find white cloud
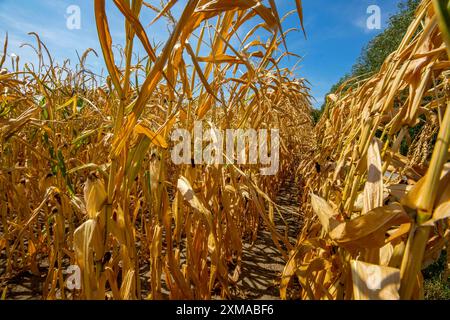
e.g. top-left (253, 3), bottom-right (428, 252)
top-left (352, 15), bottom-right (380, 34)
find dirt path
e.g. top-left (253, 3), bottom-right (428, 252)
top-left (233, 179), bottom-right (301, 300)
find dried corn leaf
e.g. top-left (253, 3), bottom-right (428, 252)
top-left (310, 193), bottom-right (339, 235)
top-left (330, 203), bottom-right (411, 250)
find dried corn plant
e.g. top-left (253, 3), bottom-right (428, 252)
top-left (282, 0), bottom-right (450, 300)
top-left (0, 0), bottom-right (312, 299)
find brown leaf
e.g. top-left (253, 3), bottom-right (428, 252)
top-left (310, 193), bottom-right (339, 236)
top-left (330, 203), bottom-right (411, 250)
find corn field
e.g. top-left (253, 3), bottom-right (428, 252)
top-left (0, 0), bottom-right (449, 300)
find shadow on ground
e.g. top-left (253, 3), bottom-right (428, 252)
top-left (233, 179), bottom-right (302, 300)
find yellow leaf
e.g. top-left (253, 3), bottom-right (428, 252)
top-left (94, 0), bottom-right (123, 96)
top-left (363, 138), bottom-right (384, 213)
top-left (83, 173), bottom-right (107, 219)
top-left (177, 176), bottom-right (212, 226)
top-left (330, 203), bottom-right (410, 250)
top-left (310, 193), bottom-right (339, 236)
top-left (134, 124), bottom-right (169, 149)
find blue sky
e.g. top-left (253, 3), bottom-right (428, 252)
top-left (0, 0), bottom-right (402, 108)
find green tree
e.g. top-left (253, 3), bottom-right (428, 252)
top-left (352, 0), bottom-right (421, 77)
